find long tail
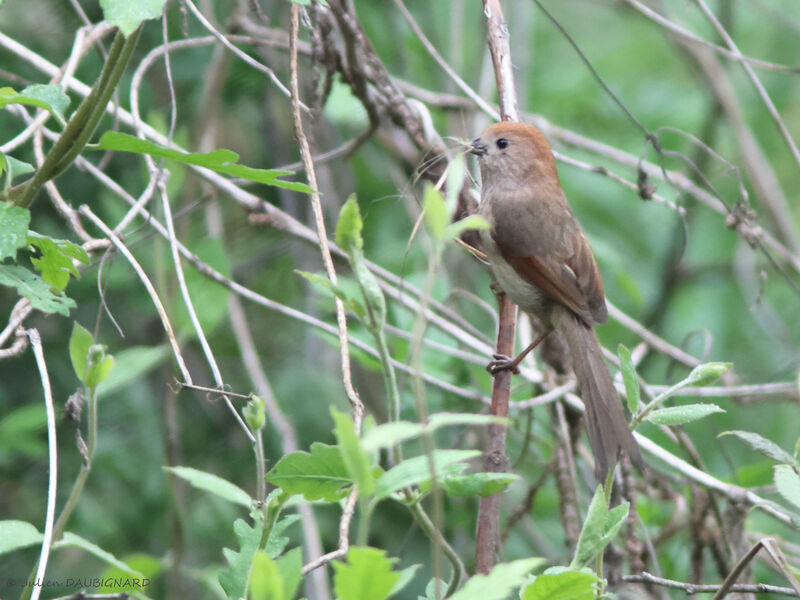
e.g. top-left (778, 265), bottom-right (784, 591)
top-left (556, 307), bottom-right (644, 479)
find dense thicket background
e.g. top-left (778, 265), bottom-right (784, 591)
top-left (1, 0), bottom-right (800, 599)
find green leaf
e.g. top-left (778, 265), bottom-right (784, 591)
top-left (521, 569), bottom-right (599, 600)
top-left (296, 270), bottom-right (365, 320)
top-left (332, 547), bottom-right (401, 600)
top-left (164, 466), bottom-right (252, 507)
top-left (56, 532), bottom-right (144, 577)
top-left (100, 0), bottom-right (166, 37)
top-left (0, 405), bottom-right (47, 458)
top-left (0, 85), bottom-right (70, 126)
top-left (83, 344), bottom-right (114, 389)
top-left (69, 322), bottom-right (94, 384)
top-left (332, 407), bottom-right (374, 499)
top-left (600, 502), bottom-right (629, 547)
top-left (422, 183), bottom-right (447, 239)
top-left (244, 394), bottom-right (266, 431)
top-left (27, 232), bottom-right (88, 290)
top-left (645, 403), bottom-right (724, 426)
top-left (571, 486), bottom-right (607, 568)
top-left (440, 472), bottom-right (519, 497)
top-left (336, 195), bottom-right (364, 252)
top-left (617, 344), bottom-right (640, 414)
top-left (0, 202), bottom-right (30, 260)
top-left (1, 155), bottom-right (35, 193)
top-left (0, 265), bottom-right (76, 315)
top-left (220, 515), bottom-right (264, 600)
top-left (96, 131), bottom-right (313, 193)
top-left (774, 465), bottom-right (800, 512)
top-left (390, 563), bottom-right (421, 597)
top-left (719, 431), bottom-right (796, 465)
top-left (276, 547), bottom-right (303, 600)
top-left (685, 362), bottom-right (732, 386)
top-left (266, 442), bottom-right (352, 502)
top-left (361, 414), bottom-right (507, 453)
top-left (442, 214), bottom-right (491, 240)
top-left (99, 552), bottom-right (161, 593)
top-left (418, 578), bottom-right (448, 600)
top-left (448, 558), bottom-right (546, 600)
top-left (373, 449), bottom-right (481, 500)
top-left (444, 154), bottom-right (466, 218)
top-left (265, 513), bottom-right (299, 559)
top-left (249, 551), bottom-right (284, 600)
top-left (0, 520), bottom-right (42, 555)
top-left (96, 344), bottom-right (168, 397)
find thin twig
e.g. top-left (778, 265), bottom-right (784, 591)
top-left (623, 571), bottom-right (798, 597)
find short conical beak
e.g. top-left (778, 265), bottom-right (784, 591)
top-left (469, 137), bottom-right (488, 156)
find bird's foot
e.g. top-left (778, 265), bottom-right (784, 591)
top-left (486, 353), bottom-right (520, 375)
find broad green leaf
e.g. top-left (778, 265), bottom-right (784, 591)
top-left (57, 532), bottom-right (144, 577)
top-left (0, 520), bottom-right (42, 555)
top-left (100, 0), bottom-right (166, 37)
top-left (331, 407), bottom-right (374, 499)
top-left (617, 344), bottom-right (640, 414)
top-left (336, 195), bottom-right (364, 252)
top-left (164, 466), bottom-right (252, 507)
top-left (276, 547), bottom-right (303, 600)
top-left (521, 569), bottom-right (598, 600)
top-left (96, 344), bottom-right (168, 397)
top-left (645, 403), bottom-right (724, 426)
top-left (0, 202), bottom-right (30, 260)
top-left (719, 431), bottom-right (796, 465)
top-left (422, 183), bottom-right (447, 240)
top-left (96, 131), bottom-right (312, 193)
top-left (373, 450), bottom-right (481, 500)
top-left (448, 558), bottom-right (546, 600)
top-left (249, 551), bottom-right (284, 600)
top-left (27, 232), bottom-right (88, 290)
top-left (685, 362), bottom-right (731, 386)
top-left (220, 516), bottom-right (264, 600)
top-left (69, 322), bottom-right (94, 384)
top-left (266, 442), bottom-right (351, 502)
top-left (0, 85), bottom-right (70, 126)
top-left (571, 486), bottom-right (607, 568)
top-left (774, 465), bottom-right (800, 512)
top-left (442, 214), bottom-right (490, 240)
top-left (332, 547), bottom-right (401, 600)
top-left (0, 265), bottom-right (76, 315)
top-left (440, 472), bottom-right (519, 497)
top-left (323, 75), bottom-right (367, 128)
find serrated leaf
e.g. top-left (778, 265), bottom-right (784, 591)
top-left (27, 232), bottom-right (88, 290)
top-left (332, 407), bottom-right (374, 499)
top-left (100, 0), bottom-right (166, 37)
top-left (69, 322), bottom-right (93, 384)
top-left (774, 465), bottom-right (800, 512)
top-left (448, 558), bottom-right (546, 600)
top-left (373, 449), bottom-right (481, 500)
top-left (219, 516), bottom-right (264, 600)
top-left (0, 202), bottom-right (30, 260)
top-left (442, 214), bottom-right (490, 240)
top-left (440, 472), bottom-right (519, 497)
top-left (719, 431), bottom-right (796, 465)
top-left (422, 183), bottom-right (447, 239)
top-left (0, 85), bottom-right (70, 126)
top-left (265, 514), bottom-right (300, 559)
top-left (332, 547), bottom-right (401, 600)
top-left (0, 265), bottom-right (75, 315)
top-left (617, 344), bottom-right (640, 414)
top-left (645, 403), bottom-right (724, 426)
top-left (0, 520), bottom-right (42, 555)
top-left (96, 131), bottom-right (312, 193)
top-left (164, 466), bottom-right (252, 507)
top-left (266, 442), bottom-right (351, 502)
top-left (56, 532), bottom-right (144, 577)
top-left (521, 569), bottom-right (598, 600)
top-left (336, 195), bottom-right (363, 252)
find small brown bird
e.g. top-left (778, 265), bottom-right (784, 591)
top-left (470, 122), bottom-right (643, 478)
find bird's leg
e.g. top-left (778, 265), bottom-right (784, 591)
top-left (486, 328), bottom-right (553, 375)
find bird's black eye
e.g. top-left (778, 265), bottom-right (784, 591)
top-left (496, 138), bottom-right (509, 149)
